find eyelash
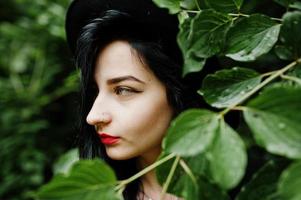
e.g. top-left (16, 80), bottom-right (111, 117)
top-left (114, 86), bottom-right (140, 96)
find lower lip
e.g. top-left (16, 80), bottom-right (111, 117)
top-left (100, 137), bottom-right (120, 145)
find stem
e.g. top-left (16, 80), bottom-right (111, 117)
top-left (179, 159), bottom-right (197, 185)
top-left (228, 13), bottom-right (282, 22)
top-left (271, 17), bottom-right (283, 22)
top-left (185, 10), bottom-right (200, 14)
top-left (115, 153), bottom-right (176, 191)
top-left (160, 156), bottom-right (180, 200)
top-left (228, 13), bottom-right (250, 18)
top-left (220, 59), bottom-right (301, 116)
top-left (230, 106), bottom-right (246, 111)
top-left (10, 73), bottom-right (24, 93)
top-left (261, 71), bottom-right (277, 77)
top-left (194, 0), bottom-right (201, 11)
top-left (280, 74), bottom-right (301, 84)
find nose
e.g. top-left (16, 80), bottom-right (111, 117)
top-left (86, 96), bottom-right (112, 129)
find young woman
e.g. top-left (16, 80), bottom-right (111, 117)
top-left (65, 0), bottom-right (203, 199)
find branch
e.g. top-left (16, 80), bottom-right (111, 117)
top-left (220, 58), bottom-right (301, 116)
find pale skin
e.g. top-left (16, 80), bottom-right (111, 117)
top-left (86, 40), bottom-right (181, 200)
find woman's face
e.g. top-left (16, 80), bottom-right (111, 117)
top-left (86, 40), bottom-right (174, 163)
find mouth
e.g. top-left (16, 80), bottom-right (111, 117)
top-left (98, 132), bottom-right (120, 145)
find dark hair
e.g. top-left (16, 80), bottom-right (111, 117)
top-left (75, 10), bottom-right (203, 200)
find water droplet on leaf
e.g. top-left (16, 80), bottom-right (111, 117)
top-left (279, 123), bottom-right (286, 129)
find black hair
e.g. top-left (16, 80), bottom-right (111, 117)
top-left (75, 10), bottom-right (203, 200)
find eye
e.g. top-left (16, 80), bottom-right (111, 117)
top-left (114, 86), bottom-right (139, 96)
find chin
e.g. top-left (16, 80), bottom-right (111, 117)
top-left (106, 148), bottom-right (137, 161)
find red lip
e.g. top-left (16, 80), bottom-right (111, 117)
top-left (98, 132), bottom-right (120, 145)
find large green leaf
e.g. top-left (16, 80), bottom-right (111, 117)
top-left (201, 67), bottom-right (261, 108)
top-left (53, 148), bottom-right (79, 175)
top-left (37, 159), bottom-right (120, 200)
top-left (236, 160), bottom-right (287, 200)
top-left (205, 0), bottom-right (243, 13)
top-left (163, 109), bottom-right (219, 156)
top-left (226, 14), bottom-right (281, 61)
top-left (243, 85), bottom-right (301, 159)
top-left (152, 0), bottom-right (181, 14)
top-left (278, 161), bottom-right (301, 200)
top-left (275, 11), bottom-right (301, 60)
top-left (205, 119), bottom-right (247, 189)
top-left (178, 14), bottom-right (206, 76)
top-left (189, 10), bottom-right (233, 58)
top-left (156, 154), bottom-right (230, 200)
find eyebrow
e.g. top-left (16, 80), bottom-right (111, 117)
top-left (106, 75), bottom-right (146, 85)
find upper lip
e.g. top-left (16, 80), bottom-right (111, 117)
top-left (98, 132), bottom-right (120, 138)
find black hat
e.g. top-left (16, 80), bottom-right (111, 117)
top-left (65, 0), bottom-right (180, 56)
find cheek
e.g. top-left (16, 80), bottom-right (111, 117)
top-left (125, 92), bottom-right (173, 139)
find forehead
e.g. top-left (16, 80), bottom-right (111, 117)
top-left (94, 40), bottom-right (152, 82)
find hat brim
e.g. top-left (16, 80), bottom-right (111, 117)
top-left (65, 0), bottom-right (178, 55)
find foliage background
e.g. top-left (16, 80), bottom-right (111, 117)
top-left (0, 0), bottom-right (300, 200)
top-left (0, 0), bottom-right (79, 199)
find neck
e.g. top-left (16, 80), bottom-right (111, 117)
top-left (137, 147), bottom-right (164, 199)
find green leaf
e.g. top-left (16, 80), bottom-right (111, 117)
top-left (53, 148), bottom-right (79, 175)
top-left (180, 0), bottom-right (199, 10)
top-left (236, 160), bottom-right (287, 200)
top-left (156, 152), bottom-right (199, 200)
top-left (197, 176), bottom-right (231, 200)
top-left (156, 153), bottom-right (230, 200)
top-left (276, 11), bottom-right (301, 60)
top-left (278, 161), bottom-right (301, 200)
top-left (152, 0), bottom-right (181, 14)
top-left (189, 10), bottom-right (233, 58)
top-left (288, 63), bottom-right (301, 78)
top-left (163, 109), bottom-right (219, 156)
top-left (201, 67), bottom-right (261, 108)
top-left (205, 119), bottom-right (247, 189)
top-left (290, 1), bottom-right (301, 10)
top-left (285, 64), bottom-right (301, 85)
top-left (37, 159), bottom-right (120, 200)
top-left (243, 85), bottom-right (301, 159)
top-left (226, 14), bottom-right (281, 61)
top-left (274, 45), bottom-right (294, 60)
top-left (205, 0), bottom-right (243, 13)
top-left (178, 14), bottom-right (206, 76)
top-left (182, 51), bottom-right (206, 76)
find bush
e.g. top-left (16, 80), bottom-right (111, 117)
top-left (25, 0), bottom-right (301, 199)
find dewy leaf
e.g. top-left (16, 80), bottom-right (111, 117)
top-left (178, 14), bottom-right (206, 76)
top-left (278, 161), bottom-right (301, 200)
top-left (163, 109), bottom-right (219, 156)
top-left (37, 159), bottom-right (120, 200)
top-left (243, 85), bottom-right (301, 159)
top-left (205, 119), bottom-right (247, 190)
top-left (276, 11), bottom-right (301, 60)
top-left (182, 51), bottom-right (206, 76)
top-left (152, 0), bottom-right (181, 14)
top-left (201, 67), bottom-right (261, 108)
top-left (226, 14), bottom-right (281, 61)
top-left (236, 160), bottom-right (287, 200)
top-left (205, 0), bottom-right (243, 13)
top-left (189, 10), bottom-right (233, 58)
